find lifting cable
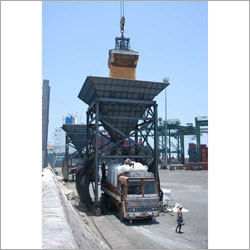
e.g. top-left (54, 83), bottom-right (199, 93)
top-left (120, 1), bottom-right (124, 18)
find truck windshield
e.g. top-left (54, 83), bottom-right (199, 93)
top-left (144, 183), bottom-right (157, 194)
top-left (128, 183), bottom-right (142, 195)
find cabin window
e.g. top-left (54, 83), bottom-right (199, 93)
top-left (128, 183), bottom-right (142, 195)
top-left (144, 183), bottom-right (157, 194)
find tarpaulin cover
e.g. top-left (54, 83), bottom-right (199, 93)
top-left (106, 162), bottom-right (149, 187)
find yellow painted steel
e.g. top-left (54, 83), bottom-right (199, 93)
top-left (109, 65), bottom-right (136, 80)
top-left (108, 50), bottom-right (139, 80)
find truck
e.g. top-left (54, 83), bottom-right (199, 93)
top-left (100, 161), bottom-right (160, 223)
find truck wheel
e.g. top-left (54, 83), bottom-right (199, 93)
top-left (119, 207), bottom-right (124, 222)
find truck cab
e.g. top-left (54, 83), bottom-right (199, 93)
top-left (101, 167), bottom-right (160, 223)
top-left (119, 175), bottom-right (160, 221)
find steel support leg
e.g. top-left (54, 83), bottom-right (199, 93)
top-left (95, 102), bottom-right (100, 215)
top-left (180, 133), bottom-right (185, 164)
top-left (154, 104), bottom-right (159, 180)
top-left (65, 133), bottom-right (69, 180)
top-left (168, 130), bottom-right (171, 162)
top-left (195, 118), bottom-right (201, 163)
top-left (135, 125), bottom-right (138, 154)
top-left (86, 111), bottom-right (89, 155)
top-left (177, 135), bottom-right (180, 161)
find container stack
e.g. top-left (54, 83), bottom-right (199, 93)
top-left (185, 143), bottom-right (208, 170)
top-left (200, 144), bottom-right (208, 162)
top-left (188, 143), bottom-right (197, 162)
top-left (184, 162), bottom-right (208, 170)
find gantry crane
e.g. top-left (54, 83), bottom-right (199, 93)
top-left (145, 116), bottom-right (208, 164)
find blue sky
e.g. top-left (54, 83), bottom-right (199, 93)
top-left (43, 1), bottom-right (208, 152)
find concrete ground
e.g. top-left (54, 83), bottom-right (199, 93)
top-left (58, 168), bottom-right (208, 249)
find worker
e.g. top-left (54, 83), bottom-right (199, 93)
top-left (175, 206), bottom-right (185, 233)
top-left (125, 158), bottom-right (131, 165)
top-left (101, 162), bottom-right (106, 181)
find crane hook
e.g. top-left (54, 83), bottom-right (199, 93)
top-left (120, 16), bottom-right (125, 37)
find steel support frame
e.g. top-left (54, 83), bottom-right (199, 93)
top-left (64, 132), bottom-right (84, 180)
top-left (196, 124), bottom-right (201, 162)
top-left (156, 128), bottom-right (181, 163)
top-left (65, 133), bottom-right (69, 179)
top-left (168, 129), bottom-right (171, 160)
top-left (86, 98), bottom-right (159, 211)
top-left (158, 128), bottom-right (183, 164)
top-left (94, 102), bottom-right (99, 209)
top-left (150, 117), bottom-right (208, 164)
top-left (153, 104), bottom-right (159, 179)
top-left (180, 131), bottom-right (185, 164)
top-left (195, 117), bottom-right (208, 162)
